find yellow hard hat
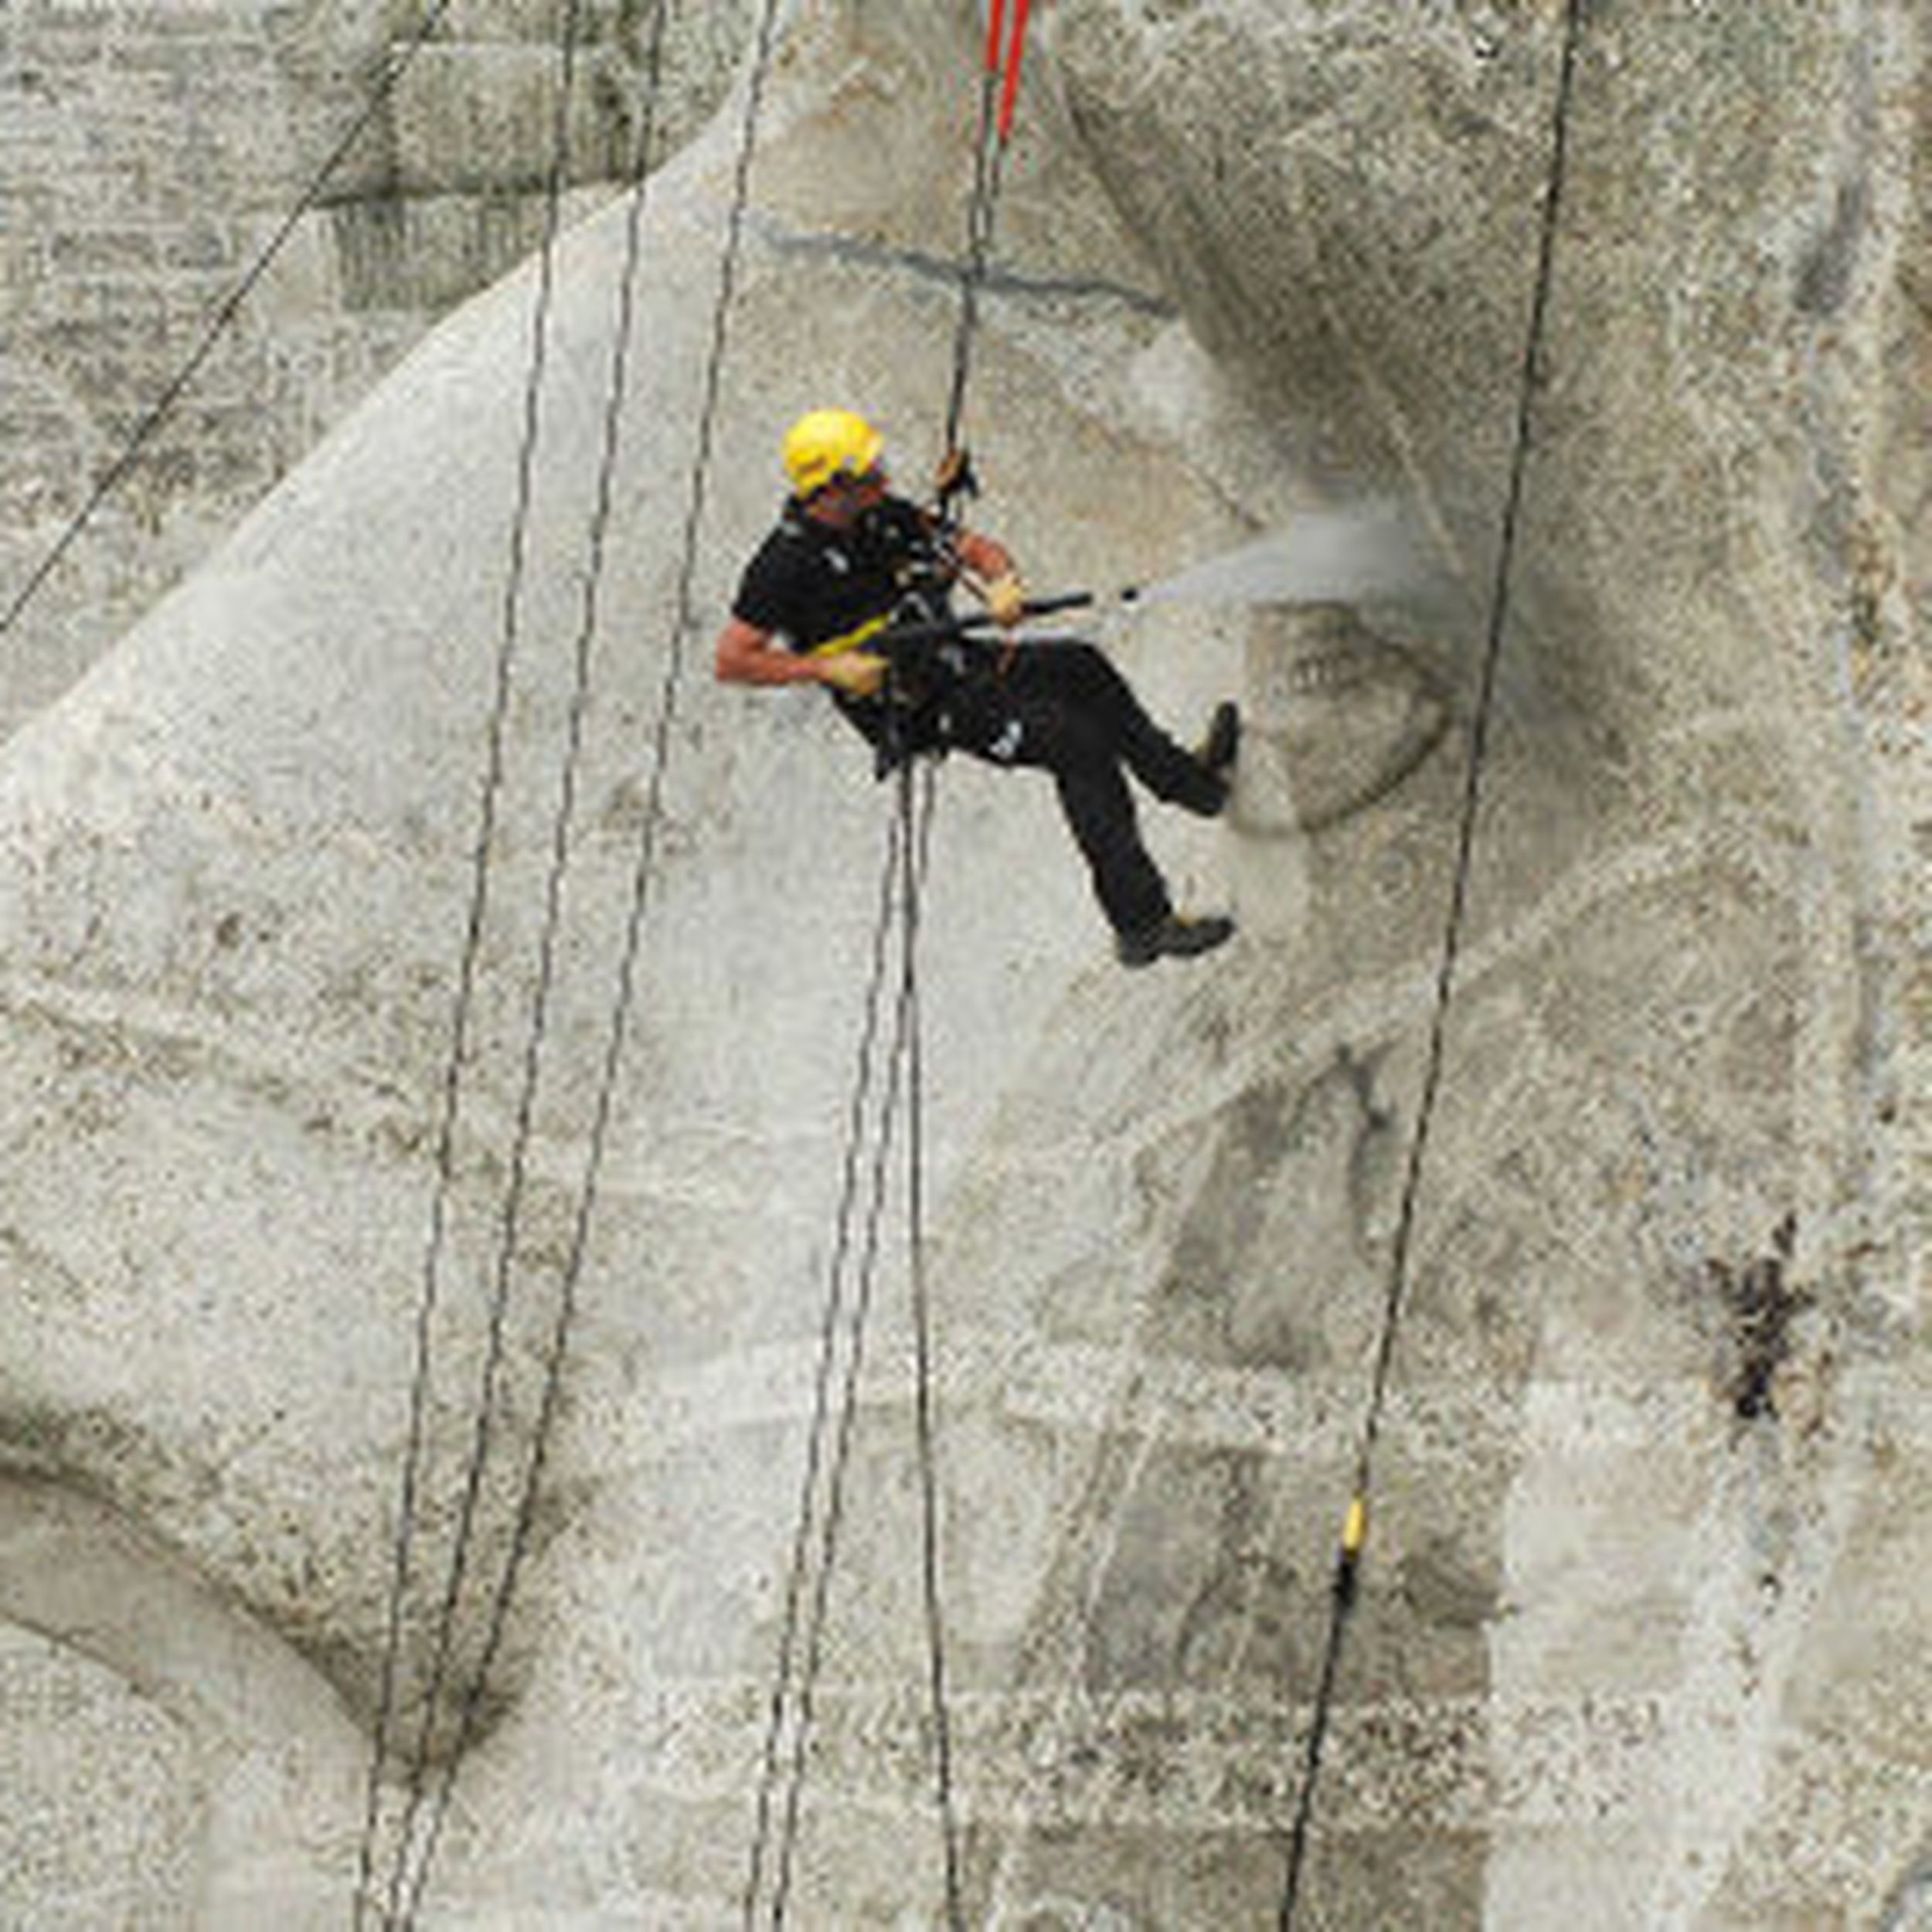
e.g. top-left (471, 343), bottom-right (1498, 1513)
top-left (782, 409), bottom-right (885, 497)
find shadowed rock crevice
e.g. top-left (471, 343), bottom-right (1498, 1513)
top-left (0, 1474), bottom-right (363, 1922)
top-left (0, 1392), bottom-right (549, 1764)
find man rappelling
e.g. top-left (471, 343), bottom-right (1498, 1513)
top-left (713, 410), bottom-right (1240, 967)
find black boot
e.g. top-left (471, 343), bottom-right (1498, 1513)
top-left (1198, 700), bottom-right (1240, 779)
top-left (1116, 912), bottom-right (1236, 968)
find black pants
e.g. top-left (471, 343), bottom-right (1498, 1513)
top-left (940, 643), bottom-right (1223, 934)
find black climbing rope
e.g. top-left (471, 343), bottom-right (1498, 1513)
top-left (0, 0), bottom-right (463, 648)
top-left (743, 793), bottom-right (915, 1925)
top-left (369, 0), bottom-right (669, 1912)
top-left (738, 9), bottom-right (1049, 1917)
top-left (1277, 4), bottom-right (1588, 1923)
top-left (903, 765), bottom-right (966, 1930)
top-left (941, 47), bottom-right (1005, 460)
top-left (746, 761), bottom-right (966, 1924)
top-left (382, 0), bottom-right (790, 1921)
top-left (357, 0), bottom-right (594, 1921)
top-left (750, 766), bottom-right (949, 1929)
top-left (743, 10), bottom-right (1043, 1913)
top-left (940, 0), bottom-right (1033, 483)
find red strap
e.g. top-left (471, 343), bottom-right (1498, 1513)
top-left (984, 0), bottom-right (1008, 75)
top-left (998, 0), bottom-right (1032, 139)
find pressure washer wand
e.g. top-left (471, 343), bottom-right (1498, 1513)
top-left (873, 589), bottom-right (1138, 652)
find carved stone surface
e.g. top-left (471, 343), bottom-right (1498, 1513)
top-left (0, 1621), bottom-right (198, 1929)
top-left (0, 0), bottom-right (751, 735)
top-left (0, 3), bottom-right (1927, 1926)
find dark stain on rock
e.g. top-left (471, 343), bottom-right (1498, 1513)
top-left (1151, 1048), bottom-right (1396, 1372)
top-left (1397, 1534), bottom-right (1499, 1632)
top-left (0, 1401), bottom-right (151, 1492)
top-left (1707, 1213), bottom-right (1807, 1421)
top-left (1176, 1541), bottom-right (1301, 1690)
top-left (1085, 1447), bottom-right (1304, 1696)
top-left (1156, 1080), bottom-right (1298, 1361)
top-left (1796, 175), bottom-right (1869, 317)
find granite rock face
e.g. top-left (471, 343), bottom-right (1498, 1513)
top-left (0, 0), bottom-right (751, 736)
top-left (2, 4), bottom-right (1928, 1927)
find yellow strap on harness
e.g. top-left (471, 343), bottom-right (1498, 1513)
top-left (807, 612), bottom-right (894, 659)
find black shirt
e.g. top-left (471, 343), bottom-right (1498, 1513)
top-left (730, 495), bottom-right (951, 654)
top-left (730, 495), bottom-right (1002, 764)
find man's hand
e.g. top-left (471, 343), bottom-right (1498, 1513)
top-left (816, 651), bottom-right (887, 699)
top-left (984, 571), bottom-right (1028, 629)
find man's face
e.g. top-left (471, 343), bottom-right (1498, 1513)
top-left (842, 461), bottom-right (887, 508)
top-left (811, 461), bottom-right (888, 527)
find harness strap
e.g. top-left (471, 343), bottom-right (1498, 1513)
top-left (808, 613), bottom-right (895, 658)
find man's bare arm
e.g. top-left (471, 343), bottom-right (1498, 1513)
top-left (714, 617), bottom-right (883, 696)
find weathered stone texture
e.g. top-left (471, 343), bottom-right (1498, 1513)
top-left (0, 1621), bottom-right (198, 1930)
top-left (0, 0), bottom-right (750, 736)
top-left (0, 2), bottom-right (1927, 1927)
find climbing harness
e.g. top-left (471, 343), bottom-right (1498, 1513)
top-left (0, 0), bottom-right (465, 648)
top-left (1276, 4), bottom-right (1588, 1923)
